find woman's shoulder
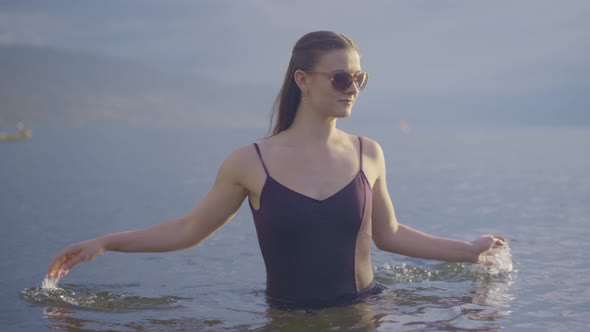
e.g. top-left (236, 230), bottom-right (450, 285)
top-left (353, 134), bottom-right (384, 160)
top-left (223, 142), bottom-right (262, 166)
top-left (215, 142), bottom-right (265, 180)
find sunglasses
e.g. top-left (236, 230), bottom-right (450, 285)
top-left (306, 71), bottom-right (369, 92)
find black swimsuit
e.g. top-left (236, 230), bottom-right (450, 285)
top-left (249, 136), bottom-right (382, 308)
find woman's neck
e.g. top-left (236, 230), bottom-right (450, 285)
top-left (283, 105), bottom-right (340, 146)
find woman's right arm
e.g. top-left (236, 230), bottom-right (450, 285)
top-left (48, 147), bottom-right (251, 279)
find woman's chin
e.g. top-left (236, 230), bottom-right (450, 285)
top-left (338, 108), bottom-right (353, 119)
top-left (330, 106), bottom-right (353, 119)
top-left (320, 105), bottom-right (353, 119)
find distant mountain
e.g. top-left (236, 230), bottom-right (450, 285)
top-left (380, 88), bottom-right (590, 127)
top-left (0, 45), bottom-right (275, 127)
top-left (1, 45), bottom-right (588, 128)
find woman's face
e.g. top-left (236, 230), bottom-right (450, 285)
top-left (305, 49), bottom-right (363, 119)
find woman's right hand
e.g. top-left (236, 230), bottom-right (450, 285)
top-left (47, 237), bottom-right (106, 279)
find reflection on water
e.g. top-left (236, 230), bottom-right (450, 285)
top-left (43, 307), bottom-right (100, 332)
top-left (21, 260), bottom-right (516, 331)
top-left (255, 301), bottom-right (385, 331)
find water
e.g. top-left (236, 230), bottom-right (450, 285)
top-left (2, 125), bottom-right (589, 331)
top-left (477, 245), bottom-right (513, 275)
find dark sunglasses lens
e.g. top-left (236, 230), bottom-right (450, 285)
top-left (332, 72), bottom-right (353, 91)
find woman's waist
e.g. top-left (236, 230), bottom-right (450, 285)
top-left (265, 280), bottom-right (384, 309)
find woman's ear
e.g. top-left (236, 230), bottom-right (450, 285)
top-left (294, 69), bottom-right (309, 96)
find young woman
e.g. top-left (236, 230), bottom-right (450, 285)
top-left (48, 31), bottom-right (506, 308)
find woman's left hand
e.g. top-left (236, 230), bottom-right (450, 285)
top-left (469, 235), bottom-right (507, 264)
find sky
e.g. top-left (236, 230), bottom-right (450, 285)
top-left (1, 0), bottom-right (589, 126)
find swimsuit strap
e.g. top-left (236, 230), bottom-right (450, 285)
top-left (357, 136), bottom-right (363, 171)
top-left (253, 143), bottom-right (269, 176)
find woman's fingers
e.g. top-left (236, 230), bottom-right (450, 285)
top-left (48, 246), bottom-right (82, 278)
top-left (480, 234), bottom-right (507, 248)
top-left (50, 255), bottom-right (66, 271)
top-left (63, 251), bottom-right (89, 271)
top-left (48, 255), bottom-right (64, 278)
top-left (492, 235), bottom-right (507, 248)
top-left (492, 235), bottom-right (507, 243)
top-left (48, 239), bottom-right (106, 279)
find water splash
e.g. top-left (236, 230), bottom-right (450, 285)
top-left (41, 275), bottom-right (59, 290)
top-left (22, 279), bottom-right (188, 310)
top-left (473, 243), bottom-right (514, 275)
top-left (375, 243), bottom-right (515, 284)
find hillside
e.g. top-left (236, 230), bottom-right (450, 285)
top-left (0, 45), bottom-right (273, 127)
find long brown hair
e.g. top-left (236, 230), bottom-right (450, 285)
top-left (269, 31), bottom-right (359, 136)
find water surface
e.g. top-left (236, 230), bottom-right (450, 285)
top-left (2, 125), bottom-right (588, 331)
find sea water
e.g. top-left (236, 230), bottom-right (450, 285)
top-left (32, 247), bottom-right (513, 308)
top-left (4, 125), bottom-right (590, 331)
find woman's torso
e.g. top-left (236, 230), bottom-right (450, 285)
top-left (242, 132), bottom-right (378, 307)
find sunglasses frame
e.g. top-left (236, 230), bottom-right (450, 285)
top-left (306, 71), bottom-right (369, 92)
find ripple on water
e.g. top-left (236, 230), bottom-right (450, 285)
top-left (375, 244), bottom-right (515, 284)
top-left (20, 248), bottom-right (517, 330)
top-left (21, 277), bottom-right (189, 310)
top-left (369, 245), bottom-right (517, 330)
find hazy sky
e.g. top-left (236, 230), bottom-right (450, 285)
top-left (1, 1), bottom-right (589, 125)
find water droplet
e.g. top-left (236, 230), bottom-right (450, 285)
top-left (41, 275), bottom-right (59, 290)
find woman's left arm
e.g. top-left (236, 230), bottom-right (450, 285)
top-left (366, 139), bottom-right (505, 263)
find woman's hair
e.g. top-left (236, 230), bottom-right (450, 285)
top-left (269, 31), bottom-right (359, 136)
